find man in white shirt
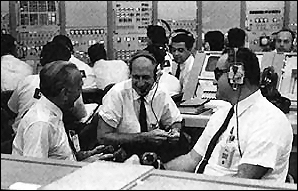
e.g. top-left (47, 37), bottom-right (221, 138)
top-left (8, 41), bottom-right (87, 136)
top-left (52, 35), bottom-right (97, 90)
top-left (97, 50), bottom-right (186, 163)
top-left (87, 43), bottom-right (129, 90)
top-left (1, 34), bottom-right (33, 92)
top-left (164, 48), bottom-right (293, 182)
top-left (12, 61), bottom-right (83, 160)
top-left (170, 29), bottom-right (195, 93)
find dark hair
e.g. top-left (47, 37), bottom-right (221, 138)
top-left (39, 61), bottom-right (79, 97)
top-left (227, 28), bottom-right (246, 48)
top-left (147, 25), bottom-right (168, 45)
top-left (1, 34), bottom-right (17, 57)
top-left (225, 47), bottom-right (260, 86)
top-left (205, 30), bottom-right (224, 51)
top-left (276, 28), bottom-right (295, 43)
top-left (52, 35), bottom-right (74, 53)
top-left (144, 44), bottom-right (166, 65)
top-left (87, 43), bottom-right (107, 66)
top-left (40, 41), bottom-right (71, 66)
top-left (171, 29), bottom-right (195, 50)
top-left (128, 50), bottom-right (157, 72)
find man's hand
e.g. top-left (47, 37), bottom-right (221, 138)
top-left (167, 128), bottom-right (180, 143)
top-left (144, 129), bottom-right (171, 145)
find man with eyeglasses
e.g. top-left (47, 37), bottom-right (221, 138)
top-left (170, 29), bottom-right (195, 93)
top-left (274, 28), bottom-right (295, 53)
top-left (164, 47), bottom-right (293, 183)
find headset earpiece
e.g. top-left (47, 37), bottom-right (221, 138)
top-left (227, 48), bottom-right (245, 90)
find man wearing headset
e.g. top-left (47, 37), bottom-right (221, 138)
top-left (170, 29), bottom-right (195, 93)
top-left (274, 28), bottom-right (295, 53)
top-left (164, 48), bottom-right (293, 182)
top-left (97, 50), bottom-right (184, 163)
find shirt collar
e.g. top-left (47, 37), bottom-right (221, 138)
top-left (180, 54), bottom-right (194, 69)
top-left (233, 90), bottom-right (262, 116)
top-left (132, 82), bottom-right (158, 103)
top-left (39, 95), bottom-right (63, 120)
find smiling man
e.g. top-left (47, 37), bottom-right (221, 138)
top-left (97, 50), bottom-right (184, 163)
top-left (170, 29), bottom-right (195, 93)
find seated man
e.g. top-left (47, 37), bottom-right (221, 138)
top-left (8, 41), bottom-right (87, 137)
top-left (12, 61), bottom-right (111, 161)
top-left (97, 50), bottom-right (188, 164)
top-left (170, 29), bottom-right (195, 94)
top-left (164, 48), bottom-right (293, 182)
top-left (12, 61), bottom-right (83, 160)
top-left (88, 42), bottom-right (129, 90)
top-left (1, 34), bottom-right (34, 92)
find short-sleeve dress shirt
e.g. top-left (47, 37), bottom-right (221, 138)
top-left (177, 54), bottom-right (194, 92)
top-left (193, 90), bottom-right (293, 182)
top-left (70, 55), bottom-right (97, 90)
top-left (12, 96), bottom-right (76, 161)
top-left (98, 79), bottom-right (183, 133)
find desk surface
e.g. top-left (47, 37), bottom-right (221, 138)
top-left (40, 160), bottom-right (154, 190)
top-left (2, 154), bottom-right (296, 190)
top-left (1, 154), bottom-right (88, 189)
top-left (123, 169), bottom-right (297, 190)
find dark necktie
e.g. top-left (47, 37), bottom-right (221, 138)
top-left (139, 96), bottom-right (148, 132)
top-left (175, 64), bottom-right (181, 79)
top-left (197, 107), bottom-right (234, 174)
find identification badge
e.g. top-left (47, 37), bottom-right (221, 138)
top-left (69, 130), bottom-right (81, 152)
top-left (218, 141), bottom-right (236, 168)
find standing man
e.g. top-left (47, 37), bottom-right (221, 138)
top-left (164, 48), bottom-right (293, 182)
top-left (170, 29), bottom-right (195, 93)
top-left (97, 50), bottom-right (185, 163)
top-left (146, 25), bottom-right (174, 74)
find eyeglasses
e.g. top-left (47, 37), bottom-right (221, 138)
top-left (214, 67), bottom-right (229, 81)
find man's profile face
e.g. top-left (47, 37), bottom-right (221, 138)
top-left (275, 31), bottom-right (293, 53)
top-left (63, 70), bottom-right (83, 110)
top-left (213, 54), bottom-right (234, 102)
top-left (131, 57), bottom-right (156, 97)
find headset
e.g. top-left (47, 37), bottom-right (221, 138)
top-left (227, 48), bottom-right (245, 91)
top-left (169, 29), bottom-right (195, 49)
top-left (128, 50), bottom-right (161, 128)
top-left (128, 50), bottom-right (159, 82)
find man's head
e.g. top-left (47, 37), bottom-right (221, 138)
top-left (147, 25), bottom-right (168, 46)
top-left (52, 35), bottom-right (74, 54)
top-left (204, 30), bottom-right (224, 51)
top-left (87, 43), bottom-right (107, 66)
top-left (129, 50), bottom-right (157, 97)
top-left (170, 29), bottom-right (195, 64)
top-left (1, 34), bottom-right (17, 57)
top-left (39, 61), bottom-right (83, 111)
top-left (40, 41), bottom-right (71, 66)
top-left (275, 28), bottom-right (295, 53)
top-left (214, 47), bottom-right (260, 103)
top-left (227, 27), bottom-right (246, 48)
